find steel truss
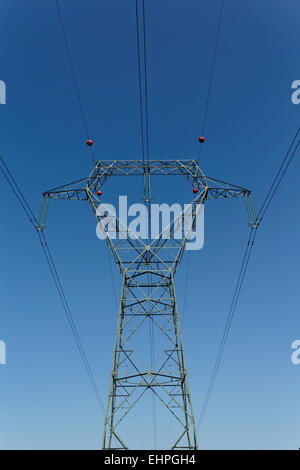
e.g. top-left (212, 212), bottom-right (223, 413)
top-left (38, 159), bottom-right (257, 449)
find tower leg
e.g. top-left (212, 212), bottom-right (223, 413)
top-left (102, 271), bottom-right (198, 450)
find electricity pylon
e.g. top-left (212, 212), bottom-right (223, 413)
top-left (38, 159), bottom-right (257, 449)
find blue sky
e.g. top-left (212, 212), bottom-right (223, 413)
top-left (0, 0), bottom-right (300, 449)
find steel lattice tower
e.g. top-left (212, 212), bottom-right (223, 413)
top-left (38, 159), bottom-right (256, 449)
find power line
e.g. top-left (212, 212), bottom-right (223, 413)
top-left (39, 230), bottom-right (105, 415)
top-left (142, 0), bottom-right (150, 164)
top-left (198, 0), bottom-right (225, 159)
top-left (142, 0), bottom-right (157, 448)
top-left (197, 226), bottom-right (256, 430)
top-left (257, 128), bottom-right (300, 221)
top-left (54, 1), bottom-right (116, 410)
top-left (182, 0), bottom-right (225, 334)
top-left (135, 0), bottom-right (156, 448)
top-left (135, 0), bottom-right (150, 165)
top-left (135, 0), bottom-right (146, 164)
top-left (197, 127), bottom-right (300, 431)
top-left (55, 3), bottom-right (118, 384)
top-left (0, 160), bottom-right (37, 227)
top-left (55, 0), bottom-right (95, 163)
top-left (0, 155), bottom-right (105, 416)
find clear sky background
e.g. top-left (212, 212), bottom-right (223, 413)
top-left (0, 0), bottom-right (299, 450)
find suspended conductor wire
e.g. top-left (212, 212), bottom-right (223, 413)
top-left (256, 127), bottom-right (300, 222)
top-left (197, 127), bottom-right (300, 431)
top-left (197, 226), bottom-right (256, 430)
top-left (135, 0), bottom-right (156, 448)
top-left (198, 0), bottom-right (225, 159)
top-left (142, 0), bottom-right (157, 448)
top-left (55, 0), bottom-right (95, 163)
top-left (0, 155), bottom-right (37, 227)
top-left (142, 0), bottom-right (150, 165)
top-left (135, 0), bottom-right (146, 164)
top-left (0, 155), bottom-right (105, 416)
top-left (39, 231), bottom-right (105, 415)
top-left (182, 0), bottom-right (225, 334)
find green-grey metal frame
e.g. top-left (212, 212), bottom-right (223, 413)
top-left (38, 159), bottom-right (257, 449)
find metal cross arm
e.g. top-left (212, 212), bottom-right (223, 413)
top-left (37, 177), bottom-right (91, 230)
top-left (37, 159), bottom-right (258, 231)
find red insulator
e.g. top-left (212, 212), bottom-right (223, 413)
top-left (97, 190), bottom-right (102, 196)
top-left (193, 187), bottom-right (198, 193)
top-left (86, 139), bottom-right (93, 146)
top-left (198, 136), bottom-right (205, 143)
